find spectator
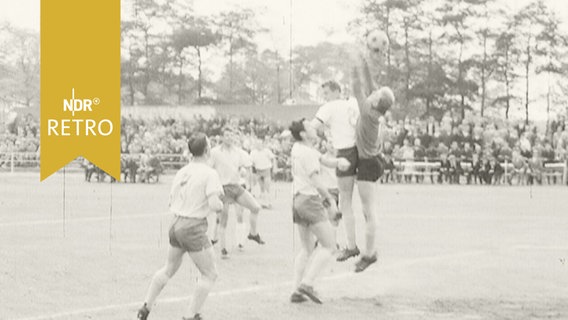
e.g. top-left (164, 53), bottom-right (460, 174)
top-left (438, 153), bottom-right (450, 184)
top-left (488, 157), bottom-right (505, 185)
top-left (447, 154), bottom-right (462, 184)
top-left (509, 149), bottom-right (528, 185)
top-left (400, 138), bottom-right (415, 183)
top-left (540, 141), bottom-right (556, 163)
top-left (527, 153), bottom-right (543, 185)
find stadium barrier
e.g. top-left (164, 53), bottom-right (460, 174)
top-left (0, 152), bottom-right (291, 181)
top-left (0, 153), bottom-right (186, 171)
top-left (390, 158), bottom-right (568, 185)
top-left (2, 152), bottom-right (567, 185)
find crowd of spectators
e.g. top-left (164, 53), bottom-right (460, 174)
top-left (115, 113), bottom-right (291, 183)
top-left (2, 109), bottom-right (568, 186)
top-left (114, 109), bottom-right (568, 185)
top-left (377, 110), bottom-right (568, 185)
top-left (0, 114), bottom-right (39, 168)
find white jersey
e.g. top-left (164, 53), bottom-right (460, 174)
top-left (250, 148), bottom-right (275, 171)
top-left (210, 145), bottom-right (252, 185)
top-left (319, 159), bottom-right (338, 189)
top-left (169, 162), bottom-right (223, 219)
top-left (291, 143), bottom-right (321, 196)
top-left (315, 98), bottom-right (359, 150)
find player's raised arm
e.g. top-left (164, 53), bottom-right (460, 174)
top-left (351, 57), bottom-right (367, 109)
top-left (352, 30), bottom-right (389, 112)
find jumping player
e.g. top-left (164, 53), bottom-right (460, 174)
top-left (350, 51), bottom-right (395, 272)
top-left (311, 59), bottom-right (394, 272)
top-left (310, 81), bottom-right (360, 265)
top-left (137, 133), bottom-right (222, 320)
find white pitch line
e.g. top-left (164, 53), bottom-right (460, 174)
top-left (0, 212), bottom-right (172, 228)
top-left (10, 250), bottom-right (487, 320)
top-left (381, 214), bottom-right (568, 221)
top-left (512, 245), bottom-right (568, 251)
top-left (3, 212), bottom-right (562, 228)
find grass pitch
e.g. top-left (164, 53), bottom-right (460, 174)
top-left (1, 172), bottom-right (567, 320)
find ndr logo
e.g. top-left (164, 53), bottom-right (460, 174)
top-left (63, 88), bottom-right (100, 116)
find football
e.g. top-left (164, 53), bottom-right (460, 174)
top-left (366, 29), bottom-right (389, 54)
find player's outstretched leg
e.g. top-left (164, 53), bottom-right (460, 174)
top-left (182, 247), bottom-right (218, 320)
top-left (354, 180), bottom-right (378, 273)
top-left (218, 204), bottom-right (230, 259)
top-left (336, 176), bottom-right (360, 261)
top-left (237, 191), bottom-right (265, 245)
top-left (297, 221), bottom-right (335, 303)
top-left (235, 205), bottom-right (247, 250)
top-left (138, 245), bottom-right (184, 319)
top-left (291, 225), bottom-right (314, 303)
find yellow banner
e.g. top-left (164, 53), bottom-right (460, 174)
top-left (41, 0), bottom-right (120, 181)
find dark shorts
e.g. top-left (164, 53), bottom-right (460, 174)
top-left (336, 146), bottom-right (359, 177)
top-left (169, 216), bottom-right (212, 253)
top-left (221, 184), bottom-right (245, 204)
top-left (337, 146), bottom-right (385, 182)
top-left (293, 194), bottom-right (328, 226)
top-left (357, 154), bottom-right (385, 182)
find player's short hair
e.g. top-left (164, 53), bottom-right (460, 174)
top-left (321, 80), bottom-right (341, 93)
top-left (188, 133), bottom-right (208, 157)
top-left (377, 87), bottom-right (395, 110)
top-left (289, 118), bottom-right (306, 142)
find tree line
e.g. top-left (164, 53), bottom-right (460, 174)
top-left (119, 0), bottom-right (568, 126)
top-left (356, 0), bottom-right (568, 126)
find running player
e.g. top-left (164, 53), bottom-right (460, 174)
top-left (234, 166), bottom-right (251, 250)
top-left (250, 138), bottom-right (276, 209)
top-left (209, 127), bottom-right (265, 259)
top-left (288, 119), bottom-right (349, 304)
top-left (137, 133), bottom-right (222, 320)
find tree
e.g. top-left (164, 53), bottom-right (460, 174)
top-left (385, 0), bottom-right (424, 102)
top-left (242, 53), bottom-right (274, 104)
top-left (533, 6), bottom-right (567, 135)
top-left (288, 42), bottom-right (354, 102)
top-left (437, 0), bottom-right (478, 119)
top-left (468, 0), bottom-right (500, 117)
top-left (121, 0), bottom-right (173, 104)
top-left (513, 0), bottom-right (549, 124)
top-left (493, 28), bottom-right (520, 119)
top-left (259, 49), bottom-right (286, 104)
top-left (170, 17), bottom-right (219, 103)
top-left (216, 8), bottom-right (262, 100)
top-left (0, 24), bottom-right (39, 108)
top-left (401, 4), bottom-right (447, 118)
top-left (121, 21), bottom-right (139, 105)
